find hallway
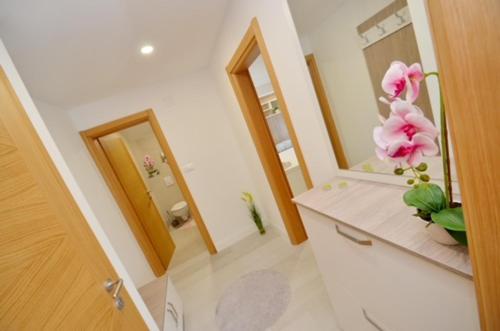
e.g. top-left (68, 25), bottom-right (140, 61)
top-left (141, 228), bottom-right (340, 330)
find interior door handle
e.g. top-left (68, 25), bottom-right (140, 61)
top-left (104, 278), bottom-right (125, 310)
top-left (335, 225), bottom-right (372, 246)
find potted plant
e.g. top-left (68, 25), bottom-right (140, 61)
top-left (241, 192), bottom-right (266, 235)
top-left (143, 154), bottom-right (160, 178)
top-left (373, 61), bottom-right (466, 246)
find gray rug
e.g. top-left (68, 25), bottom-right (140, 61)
top-left (215, 269), bottom-right (291, 331)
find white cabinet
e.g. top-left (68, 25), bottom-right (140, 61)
top-left (299, 207), bottom-right (480, 331)
top-left (164, 277), bottom-right (184, 331)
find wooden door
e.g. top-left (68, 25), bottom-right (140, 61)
top-left (427, 0), bottom-right (500, 329)
top-left (0, 68), bottom-right (147, 329)
top-left (99, 134), bottom-right (175, 272)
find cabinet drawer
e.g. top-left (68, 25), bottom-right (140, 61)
top-left (300, 207), bottom-right (480, 331)
top-left (164, 277), bottom-right (183, 331)
top-left (328, 278), bottom-right (378, 331)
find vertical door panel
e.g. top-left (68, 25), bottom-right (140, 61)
top-left (0, 68), bottom-right (146, 329)
top-left (99, 134), bottom-right (175, 271)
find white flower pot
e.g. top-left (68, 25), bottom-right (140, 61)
top-left (426, 223), bottom-right (459, 245)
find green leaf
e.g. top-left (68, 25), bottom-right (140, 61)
top-left (431, 207), bottom-right (466, 231)
top-left (447, 229), bottom-right (468, 246)
top-left (414, 209), bottom-right (432, 222)
top-left (403, 183), bottom-right (446, 213)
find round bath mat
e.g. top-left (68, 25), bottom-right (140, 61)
top-left (215, 269), bottom-right (291, 331)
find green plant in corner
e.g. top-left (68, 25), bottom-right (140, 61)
top-left (373, 61), bottom-right (467, 246)
top-left (241, 192), bottom-right (266, 235)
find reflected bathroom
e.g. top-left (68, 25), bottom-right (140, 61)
top-left (100, 122), bottom-right (207, 268)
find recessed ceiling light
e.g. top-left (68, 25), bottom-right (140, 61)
top-left (140, 45), bottom-right (154, 55)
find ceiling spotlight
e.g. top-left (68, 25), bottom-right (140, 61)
top-left (140, 45), bottom-right (154, 55)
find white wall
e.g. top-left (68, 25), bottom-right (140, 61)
top-left (36, 101), bottom-right (156, 287)
top-left (0, 39), bottom-right (159, 330)
top-left (209, 0), bottom-right (339, 234)
top-left (68, 69), bottom-right (266, 252)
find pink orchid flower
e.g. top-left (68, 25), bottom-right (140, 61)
top-left (381, 110), bottom-right (438, 143)
top-left (405, 63), bottom-right (424, 102)
top-left (373, 99), bottom-right (439, 165)
top-left (381, 62), bottom-right (424, 103)
top-left (144, 155), bottom-right (155, 167)
top-left (386, 133), bottom-right (439, 166)
top-left (389, 99), bottom-right (423, 118)
top-left (373, 126), bottom-right (389, 160)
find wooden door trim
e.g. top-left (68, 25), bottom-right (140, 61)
top-left (427, 0), bottom-right (500, 329)
top-left (81, 110), bottom-right (217, 277)
top-left (305, 53), bottom-right (349, 169)
top-left (226, 18), bottom-right (310, 244)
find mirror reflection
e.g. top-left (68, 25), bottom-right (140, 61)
top-left (249, 55), bottom-right (309, 196)
top-left (288, 0), bottom-right (457, 182)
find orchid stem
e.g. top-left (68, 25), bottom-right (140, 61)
top-left (425, 72), bottom-right (452, 208)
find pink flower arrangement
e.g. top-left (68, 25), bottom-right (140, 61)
top-left (373, 61), bottom-right (467, 246)
top-left (143, 155), bottom-right (160, 177)
top-left (374, 62), bottom-right (439, 168)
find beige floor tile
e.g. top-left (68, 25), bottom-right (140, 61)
top-left (140, 227), bottom-right (340, 331)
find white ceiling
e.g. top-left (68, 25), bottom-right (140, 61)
top-left (0, 0), bottom-right (230, 108)
top-left (287, 0), bottom-right (346, 33)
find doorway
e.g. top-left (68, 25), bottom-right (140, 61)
top-left (305, 53), bottom-right (349, 169)
top-left (226, 18), bottom-right (312, 245)
top-left (81, 110), bottom-right (216, 277)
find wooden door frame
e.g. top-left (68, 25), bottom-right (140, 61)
top-left (226, 18), bottom-right (312, 245)
top-left (305, 53), bottom-right (349, 169)
top-left (81, 109), bottom-right (217, 277)
top-left (427, 0), bottom-right (500, 329)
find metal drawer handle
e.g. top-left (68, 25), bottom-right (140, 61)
top-left (363, 308), bottom-right (385, 331)
top-left (167, 307), bottom-right (178, 328)
top-left (167, 302), bottom-right (179, 319)
top-left (335, 225), bottom-right (372, 246)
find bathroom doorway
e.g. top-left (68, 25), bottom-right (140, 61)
top-left (226, 18), bottom-right (313, 245)
top-left (81, 110), bottom-right (216, 277)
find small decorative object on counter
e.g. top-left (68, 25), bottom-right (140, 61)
top-left (373, 61), bottom-right (466, 246)
top-left (241, 192), bottom-right (266, 235)
top-left (143, 154), bottom-right (160, 178)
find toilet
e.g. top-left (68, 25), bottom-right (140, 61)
top-left (170, 201), bottom-right (190, 221)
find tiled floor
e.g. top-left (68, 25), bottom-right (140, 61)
top-left (169, 218), bottom-right (207, 269)
top-left (141, 227), bottom-right (340, 331)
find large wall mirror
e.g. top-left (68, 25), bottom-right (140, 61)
top-left (288, 0), bottom-right (458, 187)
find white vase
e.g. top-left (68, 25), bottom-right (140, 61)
top-left (426, 223), bottom-right (459, 245)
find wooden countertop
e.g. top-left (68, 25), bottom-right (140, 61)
top-left (293, 178), bottom-right (472, 279)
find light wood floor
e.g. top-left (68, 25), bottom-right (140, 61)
top-left (140, 227), bottom-right (340, 331)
